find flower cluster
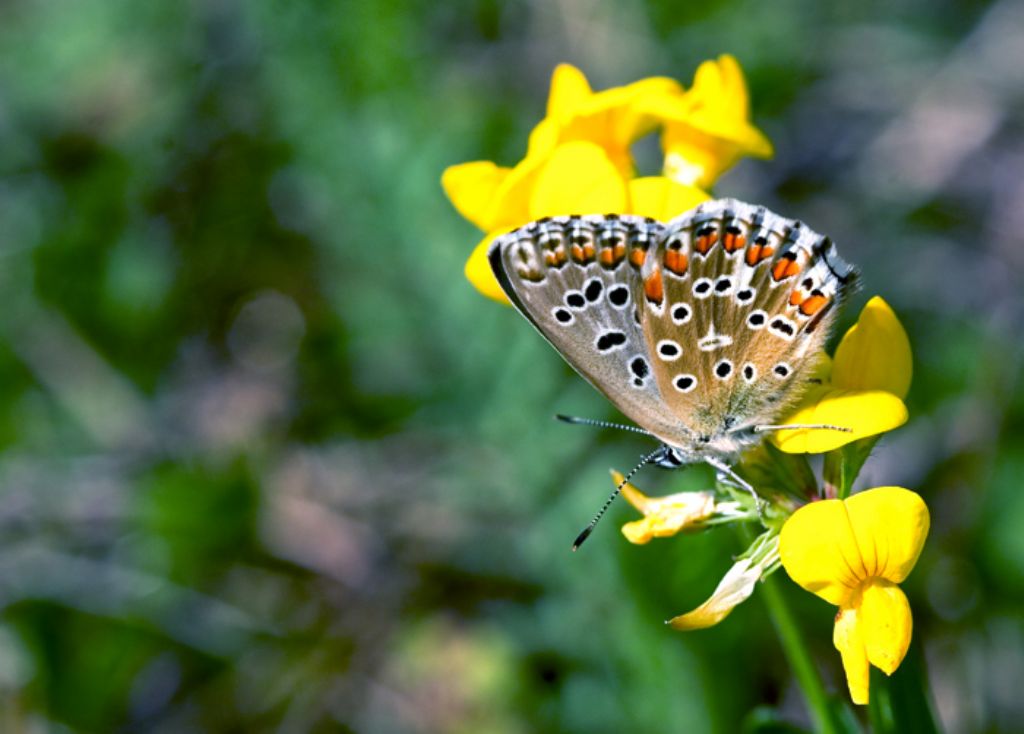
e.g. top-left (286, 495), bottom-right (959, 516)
top-left (619, 297), bottom-right (925, 704)
top-left (442, 55), bottom-right (770, 302)
top-left (442, 57), bottom-right (929, 707)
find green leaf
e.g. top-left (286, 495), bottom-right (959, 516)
top-left (867, 641), bottom-right (940, 734)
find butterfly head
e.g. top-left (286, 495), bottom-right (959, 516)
top-left (654, 416), bottom-right (763, 465)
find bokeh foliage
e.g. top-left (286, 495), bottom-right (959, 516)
top-left (0, 0), bottom-right (1022, 731)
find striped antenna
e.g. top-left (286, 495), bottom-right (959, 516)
top-left (555, 414), bottom-right (653, 436)
top-left (571, 446), bottom-right (665, 551)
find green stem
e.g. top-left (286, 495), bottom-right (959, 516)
top-left (759, 572), bottom-right (841, 734)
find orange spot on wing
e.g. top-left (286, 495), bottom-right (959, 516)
top-left (630, 248), bottom-right (647, 267)
top-left (644, 270), bottom-right (664, 304)
top-left (723, 233), bottom-right (746, 253)
top-left (799, 294), bottom-right (828, 315)
top-left (614, 242), bottom-right (626, 260)
top-left (772, 257), bottom-right (801, 281)
top-left (583, 243), bottom-right (595, 261)
top-left (789, 290), bottom-right (804, 306)
top-left (665, 249), bottom-right (688, 276)
top-left (746, 244), bottom-right (774, 266)
top-left (571, 244), bottom-right (584, 262)
top-left (695, 231), bottom-right (719, 255)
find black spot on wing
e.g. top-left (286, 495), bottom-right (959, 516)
top-left (596, 331), bottom-right (627, 352)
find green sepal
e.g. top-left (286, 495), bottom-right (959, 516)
top-left (739, 440), bottom-right (819, 505)
top-left (823, 436), bottom-right (880, 499)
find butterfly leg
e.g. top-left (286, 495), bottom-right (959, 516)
top-left (703, 456), bottom-right (765, 519)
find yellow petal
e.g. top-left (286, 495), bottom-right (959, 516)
top-left (833, 604), bottom-right (870, 705)
top-left (528, 141), bottom-right (627, 218)
top-left (662, 127), bottom-right (773, 189)
top-left (620, 519), bottom-right (656, 545)
top-left (687, 55), bottom-right (773, 156)
top-left (486, 154), bottom-right (547, 231)
top-left (771, 388), bottom-right (908, 454)
top-left (546, 63), bottom-right (592, 120)
top-left (585, 76), bottom-right (683, 154)
top-left (464, 233), bottom-right (511, 304)
top-left (832, 297), bottom-right (913, 400)
top-left (844, 487), bottom-right (930, 584)
top-left (627, 177), bottom-right (710, 222)
top-left (808, 351), bottom-right (833, 383)
top-left (779, 499), bottom-right (865, 606)
top-left (615, 470), bottom-right (716, 544)
top-left (441, 161), bottom-right (511, 231)
top-left (661, 135), bottom-right (734, 188)
top-left (526, 117), bottom-right (560, 159)
top-left (539, 72), bottom-right (682, 175)
top-left (858, 579), bottom-right (912, 676)
top-left (696, 54), bottom-right (750, 117)
top-left (667, 557), bottom-right (762, 630)
top-left (645, 55), bottom-right (773, 188)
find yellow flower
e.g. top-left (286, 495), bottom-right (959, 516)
top-left (446, 141), bottom-right (629, 303)
top-left (772, 296), bottom-right (912, 453)
top-left (527, 63), bottom-right (683, 177)
top-left (641, 54), bottom-right (773, 189)
top-left (445, 160), bottom-right (709, 302)
top-left (614, 469), bottom-right (723, 544)
top-left (443, 58), bottom-right (767, 302)
top-left (668, 532), bottom-right (779, 630)
top-left (779, 487), bottom-right (929, 704)
top-left (627, 177), bottom-right (710, 222)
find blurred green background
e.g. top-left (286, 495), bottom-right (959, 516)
top-left (1, 0), bottom-right (1022, 731)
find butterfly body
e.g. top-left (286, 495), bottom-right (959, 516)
top-left (488, 199), bottom-right (858, 464)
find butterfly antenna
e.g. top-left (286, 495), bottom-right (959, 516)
top-left (572, 447), bottom-right (664, 552)
top-left (555, 414), bottom-right (653, 436)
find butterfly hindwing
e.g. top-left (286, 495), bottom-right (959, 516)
top-left (638, 199), bottom-right (857, 438)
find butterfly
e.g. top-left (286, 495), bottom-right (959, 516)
top-left (488, 199), bottom-right (858, 545)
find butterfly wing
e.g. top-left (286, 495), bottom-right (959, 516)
top-left (489, 214), bottom-right (697, 445)
top-left (637, 199), bottom-right (858, 438)
top-left (489, 201), bottom-right (859, 453)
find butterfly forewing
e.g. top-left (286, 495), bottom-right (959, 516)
top-left (488, 200), bottom-right (858, 456)
top-left (488, 215), bottom-right (696, 444)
